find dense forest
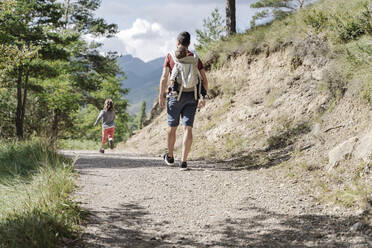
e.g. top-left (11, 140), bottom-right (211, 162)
top-left (0, 0), bottom-right (130, 144)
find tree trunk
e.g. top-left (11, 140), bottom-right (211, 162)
top-left (16, 68), bottom-right (23, 140)
top-left (226, 0), bottom-right (236, 36)
top-left (51, 109), bottom-right (59, 143)
top-left (21, 70), bottom-right (29, 128)
top-left (15, 67), bottom-right (29, 140)
top-left (64, 0), bottom-right (70, 26)
top-left (297, 0), bottom-right (305, 9)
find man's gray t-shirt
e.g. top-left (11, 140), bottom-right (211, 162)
top-left (95, 110), bottom-right (115, 129)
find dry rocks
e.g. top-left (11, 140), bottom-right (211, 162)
top-left (328, 129), bottom-right (372, 170)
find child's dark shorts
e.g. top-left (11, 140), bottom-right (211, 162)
top-left (167, 92), bottom-right (198, 127)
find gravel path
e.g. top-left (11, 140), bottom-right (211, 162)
top-left (61, 150), bottom-right (371, 248)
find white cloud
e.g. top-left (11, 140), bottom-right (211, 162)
top-left (115, 19), bottom-right (178, 62)
top-left (85, 19), bottom-right (180, 62)
top-left (89, 0), bottom-right (277, 61)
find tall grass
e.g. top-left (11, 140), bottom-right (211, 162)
top-left (0, 139), bottom-right (82, 248)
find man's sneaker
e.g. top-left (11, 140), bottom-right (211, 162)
top-left (163, 153), bottom-right (174, 166)
top-left (99, 148), bottom-right (104, 153)
top-left (179, 161), bottom-right (189, 171)
top-left (109, 139), bottom-right (114, 149)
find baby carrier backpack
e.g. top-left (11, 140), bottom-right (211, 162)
top-left (169, 50), bottom-right (202, 101)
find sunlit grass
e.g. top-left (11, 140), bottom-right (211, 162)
top-left (0, 139), bottom-right (83, 248)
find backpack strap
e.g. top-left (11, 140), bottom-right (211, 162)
top-left (191, 50), bottom-right (202, 100)
top-left (169, 51), bottom-right (182, 101)
top-left (169, 50), bottom-right (178, 64)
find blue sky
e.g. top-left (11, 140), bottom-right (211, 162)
top-left (91, 0), bottom-right (262, 61)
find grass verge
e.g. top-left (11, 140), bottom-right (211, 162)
top-left (0, 139), bottom-right (83, 248)
top-left (58, 139), bottom-right (100, 150)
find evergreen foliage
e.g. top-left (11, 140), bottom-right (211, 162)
top-left (137, 101), bottom-right (147, 129)
top-left (0, 0), bottom-right (130, 142)
top-left (250, 0), bottom-right (308, 27)
top-left (196, 8), bottom-right (225, 49)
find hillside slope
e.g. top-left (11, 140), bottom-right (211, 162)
top-left (118, 55), bottom-right (164, 113)
top-left (123, 0), bottom-right (372, 213)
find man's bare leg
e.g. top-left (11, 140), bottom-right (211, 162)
top-left (168, 126), bottom-right (178, 157)
top-left (182, 126), bottom-right (193, 162)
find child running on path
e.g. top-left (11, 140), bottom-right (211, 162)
top-left (94, 99), bottom-right (115, 153)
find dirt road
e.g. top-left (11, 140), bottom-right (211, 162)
top-left (61, 150), bottom-right (371, 248)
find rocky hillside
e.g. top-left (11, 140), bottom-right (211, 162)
top-left (122, 0), bottom-right (372, 215)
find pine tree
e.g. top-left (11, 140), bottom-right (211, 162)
top-left (251, 0), bottom-right (307, 27)
top-left (196, 8), bottom-right (225, 48)
top-left (226, 0), bottom-right (236, 36)
top-left (137, 101), bottom-right (147, 129)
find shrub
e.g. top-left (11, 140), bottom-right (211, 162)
top-left (304, 10), bottom-right (329, 32)
top-left (322, 66), bottom-right (348, 99)
top-left (331, 3), bottom-right (372, 43)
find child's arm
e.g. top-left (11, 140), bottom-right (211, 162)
top-left (94, 110), bottom-right (104, 126)
top-left (170, 65), bottom-right (179, 83)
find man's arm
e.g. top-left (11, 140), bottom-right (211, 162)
top-left (199, 68), bottom-right (208, 92)
top-left (197, 68), bottom-right (208, 108)
top-left (159, 67), bottom-right (170, 108)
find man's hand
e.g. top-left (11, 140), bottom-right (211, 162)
top-left (159, 96), bottom-right (166, 108)
top-left (198, 99), bottom-right (206, 109)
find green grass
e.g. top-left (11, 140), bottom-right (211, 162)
top-left (58, 139), bottom-right (100, 150)
top-left (0, 139), bottom-right (83, 248)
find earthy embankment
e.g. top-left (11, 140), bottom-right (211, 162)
top-left (62, 150), bottom-right (371, 248)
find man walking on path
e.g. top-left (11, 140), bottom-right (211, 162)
top-left (159, 31), bottom-right (208, 170)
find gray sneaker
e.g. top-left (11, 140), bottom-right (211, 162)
top-left (99, 148), bottom-right (104, 153)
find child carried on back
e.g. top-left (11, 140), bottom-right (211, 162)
top-left (169, 46), bottom-right (200, 101)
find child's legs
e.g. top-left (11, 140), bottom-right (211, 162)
top-left (107, 127), bottom-right (115, 140)
top-left (102, 128), bottom-right (109, 147)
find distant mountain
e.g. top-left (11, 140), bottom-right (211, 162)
top-left (118, 55), bottom-right (165, 114)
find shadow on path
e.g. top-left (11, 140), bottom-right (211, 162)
top-left (76, 203), bottom-right (167, 248)
top-left (64, 152), bottom-right (244, 171)
top-left (209, 205), bottom-right (370, 248)
top-left (75, 202), bottom-right (371, 248)
top-left (75, 202), bottom-right (206, 248)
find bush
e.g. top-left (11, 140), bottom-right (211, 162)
top-left (304, 10), bottom-right (329, 32)
top-left (331, 3), bottom-right (372, 43)
top-left (362, 80), bottom-right (372, 104)
top-left (323, 67), bottom-right (348, 99)
top-left (333, 15), bottom-right (367, 42)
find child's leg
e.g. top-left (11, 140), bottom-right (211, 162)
top-left (107, 127), bottom-right (115, 149)
top-left (107, 127), bottom-right (115, 141)
top-left (101, 128), bottom-right (108, 147)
